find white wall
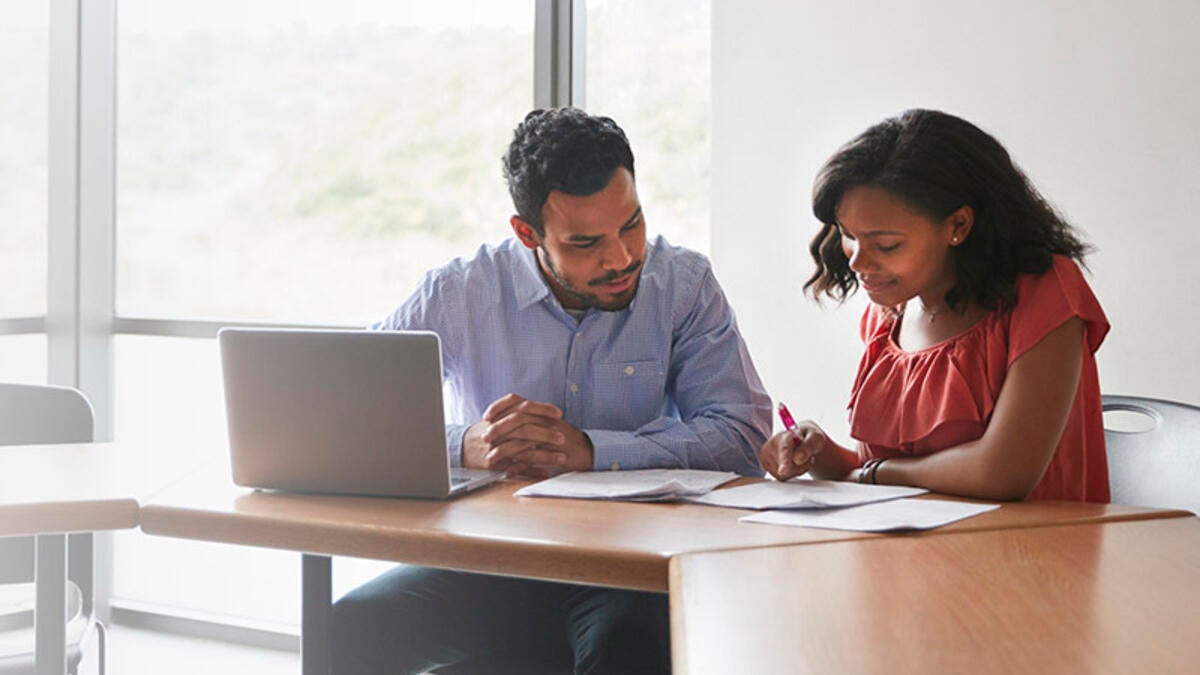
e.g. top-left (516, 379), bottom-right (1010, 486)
top-left (712, 0), bottom-right (1200, 442)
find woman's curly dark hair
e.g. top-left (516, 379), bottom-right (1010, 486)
top-left (805, 109), bottom-right (1091, 312)
top-left (502, 107), bottom-right (635, 235)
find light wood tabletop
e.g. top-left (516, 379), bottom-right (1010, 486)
top-left (669, 516), bottom-right (1200, 675)
top-left (138, 462), bottom-right (1191, 592)
top-left (0, 442), bottom-right (143, 536)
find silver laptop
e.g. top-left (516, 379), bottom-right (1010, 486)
top-left (219, 327), bottom-right (503, 498)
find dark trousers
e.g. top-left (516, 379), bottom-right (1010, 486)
top-left (330, 566), bottom-right (671, 675)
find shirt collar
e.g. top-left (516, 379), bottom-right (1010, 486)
top-left (623, 239), bottom-right (655, 314)
top-left (513, 243), bottom-right (553, 310)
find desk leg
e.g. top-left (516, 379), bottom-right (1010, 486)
top-left (302, 553), bottom-right (332, 675)
top-left (35, 533), bottom-right (68, 675)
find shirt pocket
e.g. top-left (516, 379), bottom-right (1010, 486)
top-left (589, 360), bottom-right (668, 429)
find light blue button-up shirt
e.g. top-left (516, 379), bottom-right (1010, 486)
top-left (376, 235), bottom-right (771, 476)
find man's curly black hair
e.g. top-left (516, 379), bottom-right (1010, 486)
top-left (502, 107), bottom-right (635, 235)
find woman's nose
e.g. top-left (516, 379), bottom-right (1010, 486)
top-left (844, 241), bottom-right (866, 273)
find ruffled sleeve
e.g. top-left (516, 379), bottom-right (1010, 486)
top-left (859, 303), bottom-right (886, 345)
top-left (1007, 255), bottom-right (1109, 365)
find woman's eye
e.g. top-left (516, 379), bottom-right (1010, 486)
top-left (877, 243), bottom-right (900, 252)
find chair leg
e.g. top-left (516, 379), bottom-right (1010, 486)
top-left (96, 621), bottom-right (107, 675)
top-left (68, 621), bottom-right (107, 675)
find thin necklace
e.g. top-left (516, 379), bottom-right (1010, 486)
top-left (916, 299), bottom-right (944, 324)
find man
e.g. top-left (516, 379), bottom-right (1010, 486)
top-left (331, 107), bottom-right (770, 675)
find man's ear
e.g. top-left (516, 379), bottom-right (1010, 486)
top-left (510, 216), bottom-right (540, 249)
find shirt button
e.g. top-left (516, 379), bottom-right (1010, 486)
top-left (570, 383), bottom-right (579, 393)
top-left (624, 365), bottom-right (635, 376)
top-left (610, 462), bottom-right (621, 471)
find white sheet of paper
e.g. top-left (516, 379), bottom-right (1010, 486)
top-left (513, 469), bottom-right (740, 501)
top-left (740, 497), bottom-right (999, 532)
top-left (685, 480), bottom-right (927, 510)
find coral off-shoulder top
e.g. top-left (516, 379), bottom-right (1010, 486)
top-left (849, 255), bottom-right (1111, 502)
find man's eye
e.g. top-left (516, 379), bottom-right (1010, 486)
top-left (573, 241), bottom-right (598, 250)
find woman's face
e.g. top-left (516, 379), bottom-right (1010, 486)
top-left (834, 185), bottom-right (969, 308)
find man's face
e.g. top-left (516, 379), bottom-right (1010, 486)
top-left (515, 168), bottom-right (647, 312)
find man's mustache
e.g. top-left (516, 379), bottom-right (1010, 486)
top-left (588, 259), bottom-right (643, 286)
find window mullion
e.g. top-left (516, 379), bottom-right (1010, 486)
top-left (78, 0), bottom-right (117, 443)
top-left (535, 0), bottom-right (586, 108)
top-left (47, 0), bottom-right (82, 392)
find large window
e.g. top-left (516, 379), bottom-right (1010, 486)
top-left (30, 0), bottom-right (713, 639)
top-left (111, 0), bottom-right (536, 626)
top-left (117, 0), bottom-right (534, 325)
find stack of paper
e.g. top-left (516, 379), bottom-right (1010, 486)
top-left (515, 470), bottom-right (1000, 532)
top-left (740, 497), bottom-right (1000, 532)
top-left (683, 479), bottom-right (999, 532)
top-left (685, 480), bottom-right (927, 510)
top-left (514, 469), bottom-right (739, 502)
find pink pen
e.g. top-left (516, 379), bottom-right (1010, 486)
top-left (777, 402), bottom-right (802, 442)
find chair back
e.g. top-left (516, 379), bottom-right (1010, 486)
top-left (0, 383), bottom-right (95, 585)
top-left (0, 383), bottom-right (94, 446)
top-left (1102, 395), bottom-right (1200, 516)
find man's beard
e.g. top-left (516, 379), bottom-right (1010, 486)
top-left (541, 247), bottom-right (642, 312)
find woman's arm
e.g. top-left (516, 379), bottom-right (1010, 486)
top-left (871, 317), bottom-right (1085, 500)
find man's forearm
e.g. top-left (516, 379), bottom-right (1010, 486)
top-left (585, 414), bottom-right (767, 476)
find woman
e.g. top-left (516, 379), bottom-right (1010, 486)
top-left (761, 109), bottom-right (1109, 501)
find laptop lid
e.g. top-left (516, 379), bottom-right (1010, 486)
top-left (219, 327), bottom-right (470, 499)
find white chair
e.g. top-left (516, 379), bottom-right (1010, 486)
top-left (1102, 394), bottom-right (1200, 516)
top-left (0, 383), bottom-right (106, 675)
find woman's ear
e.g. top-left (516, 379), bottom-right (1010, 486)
top-left (947, 205), bottom-right (974, 245)
top-left (510, 216), bottom-right (540, 249)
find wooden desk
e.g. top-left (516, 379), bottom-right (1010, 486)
top-left (138, 463), bottom-right (1189, 674)
top-left (670, 517), bottom-right (1200, 675)
top-left (0, 442), bottom-right (142, 675)
top-left (137, 465), bottom-right (1188, 592)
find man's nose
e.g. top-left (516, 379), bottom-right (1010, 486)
top-left (602, 238), bottom-right (633, 270)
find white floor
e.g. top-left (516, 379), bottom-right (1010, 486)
top-left (79, 623), bottom-right (299, 675)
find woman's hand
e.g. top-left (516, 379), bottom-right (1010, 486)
top-left (759, 420), bottom-right (830, 481)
